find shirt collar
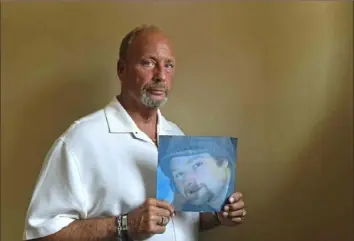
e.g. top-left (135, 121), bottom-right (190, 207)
top-left (103, 96), bottom-right (173, 133)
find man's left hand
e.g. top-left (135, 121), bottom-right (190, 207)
top-left (217, 192), bottom-right (246, 226)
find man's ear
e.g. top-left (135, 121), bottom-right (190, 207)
top-left (117, 59), bottom-right (125, 79)
top-left (221, 158), bottom-right (228, 168)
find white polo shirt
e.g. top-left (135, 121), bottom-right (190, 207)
top-left (23, 97), bottom-right (200, 241)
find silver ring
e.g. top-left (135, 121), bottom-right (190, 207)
top-left (159, 216), bottom-right (168, 226)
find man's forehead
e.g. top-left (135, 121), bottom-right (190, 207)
top-left (128, 31), bottom-right (175, 60)
top-left (171, 153), bottom-right (213, 167)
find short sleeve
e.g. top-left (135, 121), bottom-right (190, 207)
top-left (23, 138), bottom-right (87, 240)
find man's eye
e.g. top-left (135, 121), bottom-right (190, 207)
top-left (175, 172), bottom-right (183, 179)
top-left (165, 63), bottom-right (175, 71)
top-left (165, 63), bottom-right (174, 69)
top-left (193, 162), bottom-right (203, 169)
top-left (142, 60), bottom-right (155, 67)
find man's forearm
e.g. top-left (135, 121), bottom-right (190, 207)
top-left (30, 217), bottom-right (117, 241)
top-left (199, 213), bottom-right (221, 231)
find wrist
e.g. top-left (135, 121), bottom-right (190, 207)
top-left (214, 212), bottom-right (222, 225)
top-left (199, 212), bottom-right (221, 231)
top-left (116, 214), bottom-right (129, 241)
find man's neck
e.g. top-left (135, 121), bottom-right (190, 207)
top-left (117, 94), bottom-right (158, 125)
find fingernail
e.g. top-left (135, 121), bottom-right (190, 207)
top-left (223, 212), bottom-right (228, 217)
top-left (224, 206), bottom-right (229, 211)
top-left (229, 197), bottom-right (234, 203)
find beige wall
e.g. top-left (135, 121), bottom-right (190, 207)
top-left (1, 2), bottom-right (353, 241)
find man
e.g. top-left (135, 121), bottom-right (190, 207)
top-left (23, 24), bottom-right (246, 241)
top-left (157, 136), bottom-right (236, 212)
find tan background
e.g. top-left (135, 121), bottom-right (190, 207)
top-left (1, 2), bottom-right (353, 241)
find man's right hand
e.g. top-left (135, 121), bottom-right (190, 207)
top-left (127, 198), bottom-right (175, 240)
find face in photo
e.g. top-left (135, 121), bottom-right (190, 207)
top-left (170, 153), bottom-right (230, 206)
top-left (156, 136), bottom-right (237, 212)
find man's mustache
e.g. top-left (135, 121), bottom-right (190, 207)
top-left (144, 82), bottom-right (168, 91)
top-left (184, 183), bottom-right (203, 196)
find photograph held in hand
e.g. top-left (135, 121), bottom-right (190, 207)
top-left (157, 135), bottom-right (237, 212)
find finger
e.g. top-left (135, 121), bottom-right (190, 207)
top-left (146, 220), bottom-right (167, 234)
top-left (140, 215), bottom-right (169, 234)
top-left (224, 200), bottom-right (245, 212)
top-left (231, 217), bottom-right (244, 223)
top-left (145, 198), bottom-right (175, 216)
top-left (154, 199), bottom-right (175, 216)
top-left (224, 209), bottom-right (245, 218)
top-left (149, 214), bottom-right (170, 224)
top-left (147, 206), bottom-right (172, 219)
top-left (228, 192), bottom-right (243, 203)
top-left (145, 206), bottom-right (171, 225)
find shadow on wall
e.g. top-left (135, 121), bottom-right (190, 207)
top-left (268, 57), bottom-right (353, 241)
top-left (255, 78), bottom-right (352, 241)
top-left (199, 32), bottom-right (353, 241)
top-left (273, 60), bottom-right (353, 240)
top-left (5, 68), bottom-right (116, 230)
top-left (200, 78), bottom-right (353, 241)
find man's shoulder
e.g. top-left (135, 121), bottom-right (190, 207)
top-left (60, 108), bottom-right (107, 144)
top-left (161, 116), bottom-right (185, 136)
top-left (167, 120), bottom-right (184, 134)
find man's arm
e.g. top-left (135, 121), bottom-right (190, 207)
top-left (199, 212), bottom-right (221, 232)
top-left (23, 139), bottom-right (93, 240)
top-left (29, 217), bottom-right (116, 241)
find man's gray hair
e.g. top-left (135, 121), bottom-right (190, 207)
top-left (119, 24), bottom-right (161, 61)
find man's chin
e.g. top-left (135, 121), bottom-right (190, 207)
top-left (141, 95), bottom-right (168, 109)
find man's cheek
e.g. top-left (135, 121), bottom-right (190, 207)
top-left (207, 167), bottom-right (225, 180)
top-left (175, 182), bottom-right (184, 195)
top-left (196, 167), bottom-right (208, 176)
top-left (166, 77), bottom-right (173, 89)
top-left (139, 71), bottom-right (154, 82)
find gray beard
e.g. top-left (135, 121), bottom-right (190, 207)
top-left (140, 91), bottom-right (168, 109)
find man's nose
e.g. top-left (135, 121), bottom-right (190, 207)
top-left (185, 175), bottom-right (196, 187)
top-left (153, 64), bottom-right (166, 82)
